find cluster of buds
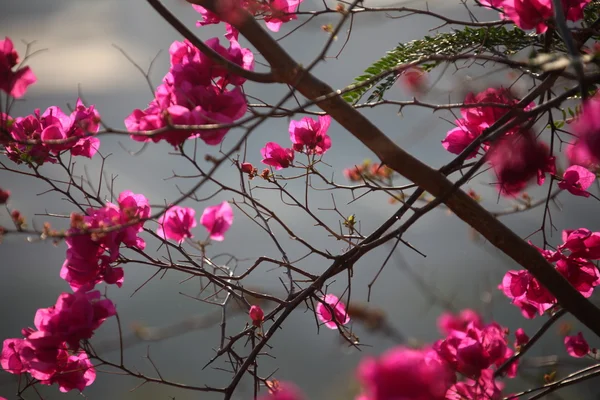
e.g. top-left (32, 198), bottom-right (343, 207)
top-left (239, 161), bottom-right (272, 181)
top-left (343, 159), bottom-right (394, 183)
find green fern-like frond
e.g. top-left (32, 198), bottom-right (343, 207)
top-left (343, 26), bottom-right (539, 104)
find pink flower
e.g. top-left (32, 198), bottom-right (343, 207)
top-left (157, 206), bottom-right (197, 244)
top-left (445, 369), bottom-right (504, 400)
top-left (483, 0), bottom-right (591, 34)
top-left (288, 115), bottom-right (332, 154)
top-left (61, 192), bottom-right (150, 291)
top-left (564, 332), bottom-right (590, 357)
top-left (0, 37), bottom-right (37, 98)
top-left (357, 346), bottom-right (455, 400)
top-left (1, 332), bottom-right (65, 380)
top-left (556, 257), bottom-right (600, 298)
top-left (558, 165), bottom-right (596, 197)
top-left (6, 101), bottom-right (101, 165)
top-left (45, 351), bottom-right (96, 393)
top-left (264, 0), bottom-right (303, 32)
top-left (126, 32), bottom-right (251, 148)
top-left (500, 269), bottom-right (556, 318)
top-left (316, 294), bottom-right (350, 329)
top-left (249, 305), bottom-right (264, 327)
top-left (442, 87), bottom-right (534, 159)
top-left (261, 142), bottom-right (294, 169)
top-left (514, 328), bottom-right (529, 348)
top-left (0, 188), bottom-right (9, 204)
top-left (434, 321), bottom-right (514, 378)
top-left (487, 130), bottom-right (555, 196)
top-left (33, 290), bottom-right (116, 350)
top-left (437, 309), bottom-right (483, 335)
top-left (560, 228), bottom-right (600, 259)
top-left (200, 201), bottom-right (234, 241)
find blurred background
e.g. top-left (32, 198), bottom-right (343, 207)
top-left (2, 0), bottom-right (600, 398)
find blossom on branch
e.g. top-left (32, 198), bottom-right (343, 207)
top-left (126, 31), bottom-right (252, 147)
top-left (316, 294), bottom-right (350, 329)
top-left (442, 87), bottom-right (534, 160)
top-left (6, 99), bottom-right (101, 165)
top-left (558, 165), bottom-right (596, 197)
top-left (261, 142), bottom-right (294, 169)
top-left (482, 0), bottom-right (592, 33)
top-left (200, 201), bottom-right (234, 241)
top-left (192, 0), bottom-right (304, 33)
top-left (564, 332), bottom-right (590, 357)
top-left (288, 115), bottom-right (332, 155)
top-left (0, 37), bottom-right (36, 98)
top-left (157, 206), bottom-right (197, 244)
top-left (61, 191), bottom-right (150, 291)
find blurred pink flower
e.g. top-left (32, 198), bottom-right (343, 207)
top-left (357, 346), bottom-right (455, 400)
top-left (437, 309), bottom-right (483, 335)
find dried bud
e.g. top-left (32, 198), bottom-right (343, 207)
top-left (335, 3), bottom-right (345, 12)
top-left (260, 168), bottom-right (270, 180)
top-left (241, 162), bottom-right (254, 174)
top-left (70, 212), bottom-right (85, 229)
top-left (11, 210), bottom-right (25, 229)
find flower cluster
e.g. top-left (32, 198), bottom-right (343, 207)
top-left (501, 229), bottom-right (600, 318)
top-left (192, 0), bottom-right (304, 33)
top-left (482, 0), bottom-right (592, 34)
top-left (125, 29), bottom-right (252, 147)
top-left (343, 159), bottom-right (394, 182)
top-left (1, 290), bottom-right (115, 392)
top-left (434, 318), bottom-right (516, 379)
top-left (61, 191), bottom-right (151, 291)
top-left (260, 115), bottom-right (332, 169)
top-left (4, 99), bottom-right (101, 165)
top-left (441, 87), bottom-right (533, 160)
top-left (355, 310), bottom-right (517, 400)
top-left (0, 36), bottom-right (36, 98)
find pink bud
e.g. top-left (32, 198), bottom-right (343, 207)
top-left (0, 188), bottom-right (10, 204)
top-left (249, 305), bottom-right (264, 327)
top-left (514, 328), bottom-right (529, 348)
top-left (241, 162), bottom-right (254, 174)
